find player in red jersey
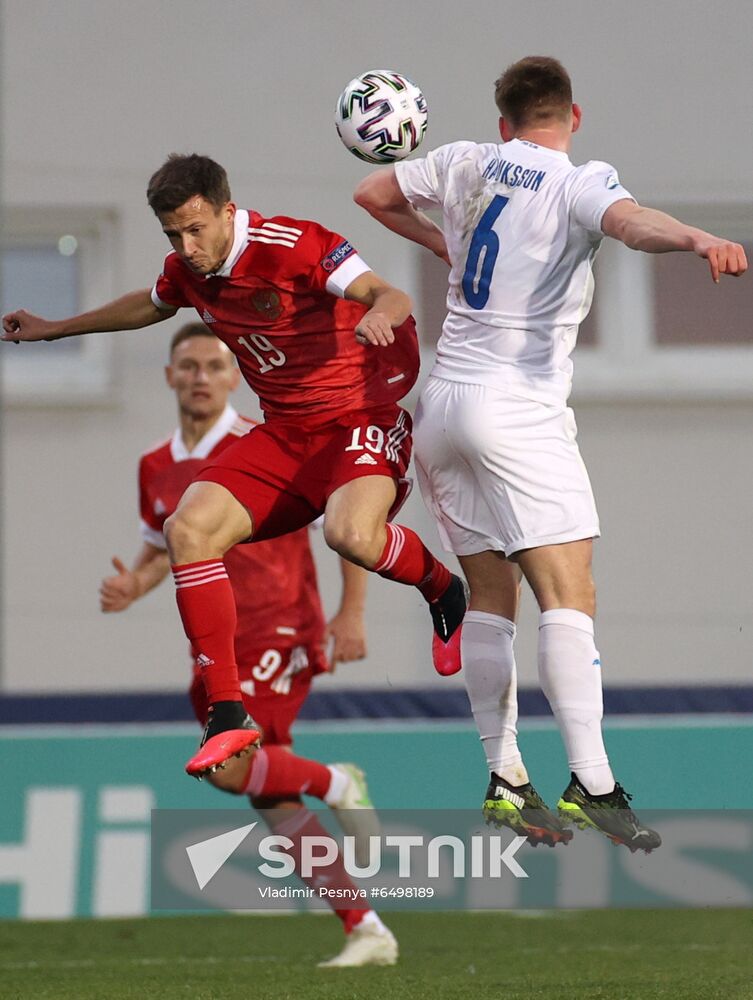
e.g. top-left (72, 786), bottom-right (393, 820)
top-left (99, 323), bottom-right (398, 967)
top-left (3, 153), bottom-right (467, 777)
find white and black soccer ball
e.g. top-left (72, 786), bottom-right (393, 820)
top-left (335, 70), bottom-right (428, 164)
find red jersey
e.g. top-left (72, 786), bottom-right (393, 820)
top-left (138, 405), bottom-right (326, 654)
top-left (151, 209), bottom-right (419, 422)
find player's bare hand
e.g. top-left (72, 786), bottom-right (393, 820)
top-left (2, 310), bottom-right (59, 343)
top-left (355, 312), bottom-right (396, 347)
top-left (693, 237), bottom-right (748, 283)
top-left (100, 556), bottom-right (140, 612)
top-left (325, 609), bottom-right (367, 664)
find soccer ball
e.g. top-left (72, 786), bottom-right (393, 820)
top-left (335, 70), bottom-right (428, 164)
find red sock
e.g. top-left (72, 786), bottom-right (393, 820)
top-left (244, 747), bottom-right (332, 800)
top-left (270, 809), bottom-right (367, 932)
top-left (374, 523), bottom-right (451, 602)
top-left (172, 560), bottom-right (241, 703)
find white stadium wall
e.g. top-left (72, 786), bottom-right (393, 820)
top-left (2, 0), bottom-right (753, 693)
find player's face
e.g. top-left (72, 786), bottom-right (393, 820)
top-left (159, 196), bottom-right (236, 275)
top-left (166, 336), bottom-right (240, 419)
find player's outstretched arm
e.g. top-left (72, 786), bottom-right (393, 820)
top-left (325, 558), bottom-right (368, 664)
top-left (2, 288), bottom-right (176, 343)
top-left (346, 271), bottom-right (412, 347)
top-left (354, 167), bottom-right (449, 264)
top-left (99, 544), bottom-right (170, 613)
top-left (601, 201), bottom-right (748, 283)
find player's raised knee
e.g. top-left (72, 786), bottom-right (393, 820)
top-left (323, 520), bottom-right (383, 569)
top-left (163, 508), bottom-right (206, 562)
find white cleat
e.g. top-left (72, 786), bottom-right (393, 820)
top-left (328, 763), bottom-right (381, 867)
top-left (317, 924), bottom-right (398, 968)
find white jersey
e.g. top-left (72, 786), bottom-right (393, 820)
top-left (396, 138), bottom-right (633, 403)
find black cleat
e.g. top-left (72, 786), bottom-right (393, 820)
top-left (430, 574), bottom-right (468, 676)
top-left (483, 773), bottom-right (573, 847)
top-left (558, 773), bottom-right (661, 853)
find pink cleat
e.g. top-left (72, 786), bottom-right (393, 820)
top-left (429, 574), bottom-right (468, 676)
top-left (185, 700), bottom-right (260, 778)
top-left (431, 625), bottom-right (464, 676)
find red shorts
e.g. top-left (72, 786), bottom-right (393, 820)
top-left (189, 643), bottom-right (328, 746)
top-left (195, 404), bottom-right (412, 540)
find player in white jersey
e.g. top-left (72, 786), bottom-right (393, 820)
top-left (355, 55), bottom-right (747, 852)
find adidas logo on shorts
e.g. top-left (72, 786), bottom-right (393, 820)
top-left (354, 453), bottom-right (378, 466)
top-left (196, 653), bottom-right (215, 668)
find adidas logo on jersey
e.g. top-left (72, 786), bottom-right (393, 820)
top-left (494, 786), bottom-right (526, 809)
top-left (202, 309), bottom-right (216, 324)
top-left (196, 653), bottom-right (215, 668)
top-left (354, 453), bottom-right (378, 466)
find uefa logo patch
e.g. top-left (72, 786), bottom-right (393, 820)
top-left (321, 241), bottom-right (355, 272)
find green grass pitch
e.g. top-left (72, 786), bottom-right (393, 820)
top-left (1, 910), bottom-right (752, 999)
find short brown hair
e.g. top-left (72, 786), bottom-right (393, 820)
top-left (494, 56), bottom-right (572, 128)
top-left (169, 322), bottom-right (220, 358)
top-left (147, 154), bottom-right (232, 216)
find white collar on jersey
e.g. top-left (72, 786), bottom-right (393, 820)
top-left (508, 137), bottom-right (570, 161)
top-left (170, 403), bottom-right (239, 462)
top-left (209, 208), bottom-right (250, 279)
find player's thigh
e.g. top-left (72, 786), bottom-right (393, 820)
top-left (413, 379), bottom-right (516, 555)
top-left (325, 406), bottom-right (411, 502)
top-left (323, 405), bottom-right (411, 551)
top-left (481, 399), bottom-right (599, 558)
top-left (324, 474), bottom-right (396, 539)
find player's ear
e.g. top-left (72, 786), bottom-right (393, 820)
top-left (229, 365), bottom-right (241, 391)
top-left (223, 201), bottom-right (236, 224)
top-left (498, 116), bottom-right (511, 142)
top-left (571, 103), bottom-right (582, 134)
top-left (165, 363), bottom-right (175, 388)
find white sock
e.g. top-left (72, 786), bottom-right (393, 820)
top-left (323, 765), bottom-right (349, 806)
top-left (357, 910), bottom-right (389, 935)
top-left (538, 608), bottom-right (615, 795)
top-left (461, 610), bottom-right (528, 786)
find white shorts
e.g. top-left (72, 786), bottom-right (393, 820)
top-left (413, 377), bottom-right (599, 557)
